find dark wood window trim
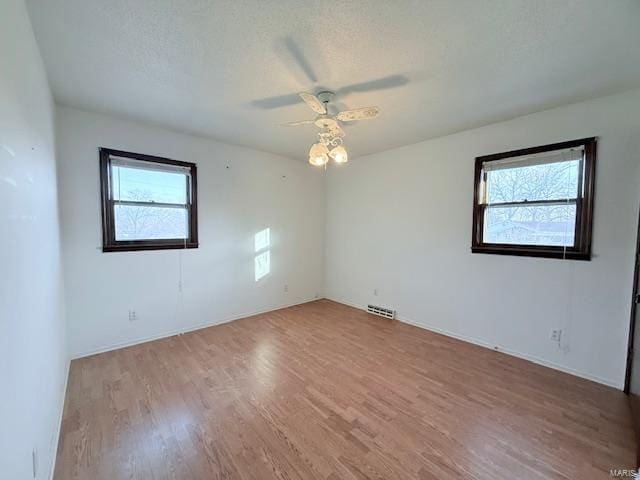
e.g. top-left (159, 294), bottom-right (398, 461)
top-left (99, 148), bottom-right (198, 252)
top-left (471, 137), bottom-right (596, 260)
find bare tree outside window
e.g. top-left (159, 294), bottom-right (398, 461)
top-left (484, 160), bottom-right (579, 246)
top-left (472, 138), bottom-right (596, 260)
top-left (114, 189), bottom-right (188, 241)
top-left (100, 148), bottom-right (198, 252)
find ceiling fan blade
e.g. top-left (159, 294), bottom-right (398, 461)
top-left (336, 106), bottom-right (380, 122)
top-left (282, 37), bottom-right (318, 83)
top-left (299, 92), bottom-right (326, 114)
top-left (336, 75), bottom-right (409, 96)
top-left (251, 92), bottom-right (303, 109)
top-left (280, 120), bottom-right (315, 126)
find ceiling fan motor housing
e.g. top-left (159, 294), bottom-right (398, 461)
top-left (316, 91), bottom-right (335, 104)
top-left (315, 114), bottom-right (338, 129)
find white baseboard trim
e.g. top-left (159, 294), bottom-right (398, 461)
top-left (326, 296), bottom-right (621, 390)
top-left (49, 357), bottom-right (70, 480)
top-left (71, 297), bottom-right (320, 360)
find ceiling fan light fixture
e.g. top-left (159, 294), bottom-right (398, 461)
top-left (329, 145), bottom-right (348, 164)
top-left (285, 91), bottom-right (379, 167)
top-left (309, 142), bottom-right (329, 166)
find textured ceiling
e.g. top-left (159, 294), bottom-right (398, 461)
top-left (26, 0), bottom-right (640, 160)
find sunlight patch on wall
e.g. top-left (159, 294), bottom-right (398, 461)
top-left (254, 227), bottom-right (270, 252)
top-left (254, 228), bottom-right (271, 281)
top-left (255, 250), bottom-right (271, 281)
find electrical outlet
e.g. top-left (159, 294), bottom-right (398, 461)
top-left (284, 284), bottom-right (288, 293)
top-left (549, 329), bottom-right (562, 342)
top-left (373, 289), bottom-right (379, 296)
top-left (128, 310), bottom-right (137, 322)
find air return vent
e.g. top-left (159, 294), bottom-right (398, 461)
top-left (367, 304), bottom-right (395, 319)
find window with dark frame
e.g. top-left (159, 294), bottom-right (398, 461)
top-left (472, 138), bottom-right (596, 260)
top-left (100, 148), bottom-right (198, 252)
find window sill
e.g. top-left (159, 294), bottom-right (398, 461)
top-left (103, 242), bottom-right (199, 253)
top-left (471, 245), bottom-right (590, 260)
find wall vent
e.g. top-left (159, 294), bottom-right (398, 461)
top-left (367, 304), bottom-right (395, 319)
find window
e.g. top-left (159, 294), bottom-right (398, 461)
top-left (472, 138), bottom-right (596, 260)
top-left (99, 148), bottom-right (198, 252)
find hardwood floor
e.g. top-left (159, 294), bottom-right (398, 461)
top-left (54, 300), bottom-right (636, 479)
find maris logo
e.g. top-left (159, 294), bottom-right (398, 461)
top-left (609, 469), bottom-right (638, 478)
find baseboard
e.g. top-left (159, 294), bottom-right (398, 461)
top-left (71, 297), bottom-right (320, 359)
top-left (49, 357), bottom-right (70, 480)
top-left (326, 296), bottom-right (621, 390)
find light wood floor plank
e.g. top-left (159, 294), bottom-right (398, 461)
top-left (54, 300), bottom-right (635, 479)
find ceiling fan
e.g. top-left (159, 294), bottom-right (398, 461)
top-left (282, 91), bottom-right (379, 167)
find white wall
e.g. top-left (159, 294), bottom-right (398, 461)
top-left (325, 89), bottom-right (640, 389)
top-left (0, 1), bottom-right (68, 478)
top-left (56, 106), bottom-right (325, 358)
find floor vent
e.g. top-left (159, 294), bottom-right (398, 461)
top-left (367, 304), bottom-right (395, 319)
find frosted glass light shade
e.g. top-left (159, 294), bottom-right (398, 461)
top-left (309, 143), bottom-right (329, 166)
top-left (329, 145), bottom-right (348, 163)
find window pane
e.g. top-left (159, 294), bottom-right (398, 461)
top-left (114, 205), bottom-right (188, 240)
top-left (112, 165), bottom-right (187, 204)
top-left (484, 204), bottom-right (576, 246)
top-left (486, 160), bottom-right (579, 204)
